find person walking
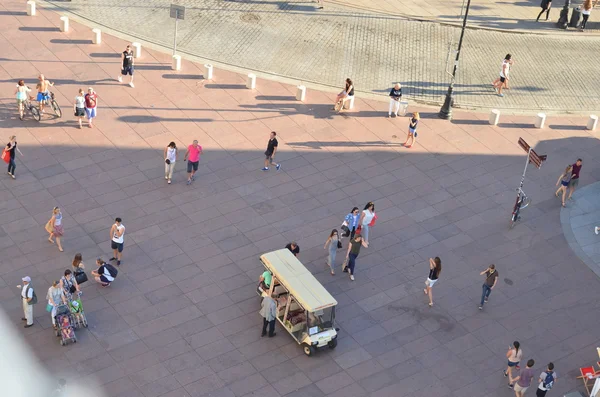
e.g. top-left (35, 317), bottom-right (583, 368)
top-left (511, 359), bottom-right (535, 395)
top-left (479, 264), bottom-right (498, 310)
top-left (342, 207), bottom-right (360, 240)
top-left (357, 202), bottom-right (376, 247)
top-left (388, 83), bottom-right (403, 118)
top-left (15, 80), bottom-right (32, 120)
top-left (164, 141), bottom-right (177, 184)
top-left (555, 165), bottom-right (572, 208)
top-left (183, 140), bottom-right (202, 185)
top-left (324, 229), bottom-right (340, 275)
top-left (536, 363), bottom-right (557, 397)
top-left (73, 88), bottom-right (86, 129)
top-left (504, 341), bottom-right (524, 387)
top-left (117, 44), bottom-right (135, 87)
top-left (567, 158), bottom-right (582, 201)
top-left (581, 0), bottom-right (593, 30)
top-left (536, 0), bottom-right (552, 21)
top-left (492, 54), bottom-right (513, 97)
top-left (109, 217), bottom-right (125, 266)
top-left (344, 234), bottom-right (368, 281)
top-left (46, 280), bottom-right (67, 329)
top-left (402, 112), bottom-right (419, 148)
top-left (260, 293), bottom-right (277, 337)
top-left (84, 87), bottom-right (98, 128)
top-left (5, 135), bottom-right (23, 179)
top-left (424, 257), bottom-right (441, 307)
top-left (91, 258), bottom-right (117, 287)
top-left (17, 276), bottom-right (36, 328)
top-left (45, 206), bottom-right (64, 252)
top-left (262, 131), bottom-right (281, 171)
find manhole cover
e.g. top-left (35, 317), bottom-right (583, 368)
top-left (240, 13), bottom-right (260, 23)
top-left (504, 278), bottom-right (513, 286)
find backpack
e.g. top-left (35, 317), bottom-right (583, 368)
top-left (543, 371), bottom-right (554, 390)
top-left (26, 285), bottom-right (37, 305)
top-left (105, 263), bottom-right (118, 278)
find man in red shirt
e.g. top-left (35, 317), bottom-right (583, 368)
top-left (84, 87), bottom-right (98, 128)
top-left (183, 140), bottom-right (202, 185)
top-left (567, 158), bottom-right (582, 201)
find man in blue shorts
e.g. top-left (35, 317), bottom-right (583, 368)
top-left (117, 45), bottom-right (135, 88)
top-left (36, 74), bottom-right (54, 114)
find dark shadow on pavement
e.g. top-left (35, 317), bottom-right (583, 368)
top-left (19, 26), bottom-right (60, 32)
top-left (118, 115), bottom-right (213, 123)
top-left (50, 39), bottom-right (94, 44)
top-left (498, 122), bottom-right (533, 129)
top-left (205, 83), bottom-right (246, 90)
top-left (549, 124), bottom-right (587, 131)
top-left (255, 95), bottom-right (296, 101)
top-left (451, 119), bottom-right (489, 125)
top-left (89, 53), bottom-right (122, 58)
top-left (161, 74), bottom-right (204, 80)
top-left (287, 140), bottom-right (404, 149)
top-left (134, 64), bottom-right (171, 71)
top-left (0, 10), bottom-right (27, 15)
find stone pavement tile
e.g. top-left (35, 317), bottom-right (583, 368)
top-left (139, 376), bottom-right (184, 397)
top-left (271, 372), bottom-right (313, 396)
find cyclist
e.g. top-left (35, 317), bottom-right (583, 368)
top-left (333, 78), bottom-right (354, 111)
top-left (36, 74), bottom-right (54, 114)
top-left (14, 80), bottom-right (32, 121)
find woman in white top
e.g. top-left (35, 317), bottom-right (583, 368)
top-left (164, 141), bottom-right (177, 184)
top-left (358, 202), bottom-right (375, 247)
top-left (47, 280), bottom-right (67, 328)
top-left (581, 0), bottom-right (592, 31)
top-left (45, 206), bottom-right (64, 252)
top-left (73, 89), bottom-right (86, 129)
top-left (504, 341), bottom-right (523, 387)
top-left (15, 80), bottom-right (31, 120)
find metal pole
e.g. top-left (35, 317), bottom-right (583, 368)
top-left (438, 0), bottom-right (472, 120)
top-left (518, 148), bottom-right (531, 190)
top-left (173, 13), bottom-right (178, 56)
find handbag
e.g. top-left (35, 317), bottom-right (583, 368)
top-left (69, 284), bottom-right (77, 294)
top-left (165, 159), bottom-right (171, 164)
top-left (368, 213), bottom-right (378, 227)
top-left (44, 220), bottom-right (53, 233)
top-left (337, 240), bottom-right (342, 249)
top-left (46, 303), bottom-right (53, 312)
top-left (75, 270), bottom-right (88, 285)
top-left (356, 225), bottom-right (362, 235)
top-left (1, 149), bottom-right (9, 164)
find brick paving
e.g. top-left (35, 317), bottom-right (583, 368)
top-left (39, 0), bottom-right (600, 112)
top-left (1, 2), bottom-right (600, 397)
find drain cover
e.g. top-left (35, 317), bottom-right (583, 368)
top-left (240, 13), bottom-right (260, 23)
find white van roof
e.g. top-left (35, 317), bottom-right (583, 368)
top-left (260, 249), bottom-right (337, 312)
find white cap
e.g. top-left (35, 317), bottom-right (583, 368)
top-left (21, 276), bottom-right (31, 282)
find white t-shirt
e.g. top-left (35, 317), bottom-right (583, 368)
top-left (112, 224), bottom-right (125, 243)
top-left (362, 210), bottom-right (375, 226)
top-left (166, 147), bottom-right (177, 163)
top-left (538, 371), bottom-right (557, 391)
top-left (21, 284), bottom-right (33, 299)
top-left (508, 347), bottom-right (522, 363)
top-left (500, 60), bottom-right (510, 78)
top-left (75, 95), bottom-right (85, 108)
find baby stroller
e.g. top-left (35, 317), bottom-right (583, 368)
top-left (69, 298), bottom-right (88, 329)
top-left (54, 304), bottom-right (76, 346)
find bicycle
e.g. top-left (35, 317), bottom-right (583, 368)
top-left (509, 187), bottom-right (531, 229)
top-left (41, 91), bottom-right (62, 118)
top-left (22, 98), bottom-right (41, 121)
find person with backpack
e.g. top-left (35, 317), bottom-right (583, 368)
top-left (536, 363), bottom-right (557, 397)
top-left (17, 276), bottom-right (37, 328)
top-left (92, 258), bottom-right (117, 287)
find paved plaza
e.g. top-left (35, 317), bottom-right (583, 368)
top-left (2, 1), bottom-right (600, 397)
top-left (40, 0), bottom-right (600, 113)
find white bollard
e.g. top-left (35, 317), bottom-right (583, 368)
top-left (296, 85), bottom-right (306, 101)
top-left (534, 113), bottom-right (546, 129)
top-left (132, 42), bottom-right (141, 58)
top-left (343, 96), bottom-right (355, 110)
top-left (489, 109), bottom-right (500, 125)
top-left (60, 16), bottom-right (69, 32)
top-left (246, 73), bottom-right (256, 89)
top-left (92, 28), bottom-right (102, 44)
top-left (587, 115), bottom-right (598, 131)
top-left (172, 55), bottom-right (181, 71)
top-left (398, 100), bottom-right (409, 116)
top-left (26, 1), bottom-right (36, 16)
top-left (204, 64), bottom-right (213, 80)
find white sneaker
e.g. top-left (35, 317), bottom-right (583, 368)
top-left (129, 82), bottom-right (135, 88)
top-left (350, 275), bottom-right (355, 281)
top-left (118, 76), bottom-right (122, 83)
top-left (165, 176), bottom-right (168, 180)
top-left (595, 226), bottom-right (599, 235)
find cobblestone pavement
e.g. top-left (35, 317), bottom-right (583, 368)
top-left (2, 2), bottom-right (600, 397)
top-left (39, 0), bottom-right (600, 113)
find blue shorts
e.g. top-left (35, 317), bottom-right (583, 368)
top-left (561, 180), bottom-right (569, 187)
top-left (85, 108), bottom-right (97, 119)
top-left (36, 92), bottom-right (49, 102)
top-left (507, 361), bottom-right (519, 367)
top-left (121, 66), bottom-right (134, 76)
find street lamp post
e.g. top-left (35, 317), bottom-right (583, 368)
top-left (438, 0), bottom-right (472, 120)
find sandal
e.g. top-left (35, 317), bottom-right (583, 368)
top-left (428, 302), bottom-right (433, 307)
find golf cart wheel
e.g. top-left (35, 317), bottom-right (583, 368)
top-left (303, 344), bottom-right (315, 357)
top-left (328, 339), bottom-right (337, 349)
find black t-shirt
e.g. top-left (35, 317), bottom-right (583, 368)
top-left (428, 266), bottom-right (439, 280)
top-left (122, 50), bottom-right (134, 68)
top-left (6, 142), bottom-right (16, 159)
top-left (266, 138), bottom-right (278, 155)
top-left (285, 243), bottom-right (299, 256)
top-left (346, 83), bottom-right (354, 96)
top-left (349, 239), bottom-right (362, 256)
top-left (389, 87), bottom-right (402, 99)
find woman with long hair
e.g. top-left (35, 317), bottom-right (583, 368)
top-left (403, 112), bottom-right (420, 148)
top-left (357, 202), bottom-right (376, 247)
top-left (47, 280), bottom-right (67, 329)
top-left (15, 80), bottom-right (31, 120)
top-left (581, 0), bottom-right (593, 31)
top-left (504, 341), bottom-right (523, 388)
top-left (5, 135), bottom-right (23, 179)
top-left (424, 257), bottom-right (441, 307)
top-left (164, 141), bottom-right (177, 184)
top-left (324, 229), bottom-right (340, 275)
top-left (555, 165), bottom-right (572, 207)
top-left (334, 78), bottom-right (354, 111)
top-left (46, 207), bottom-right (64, 252)
top-left (343, 207), bottom-right (360, 240)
